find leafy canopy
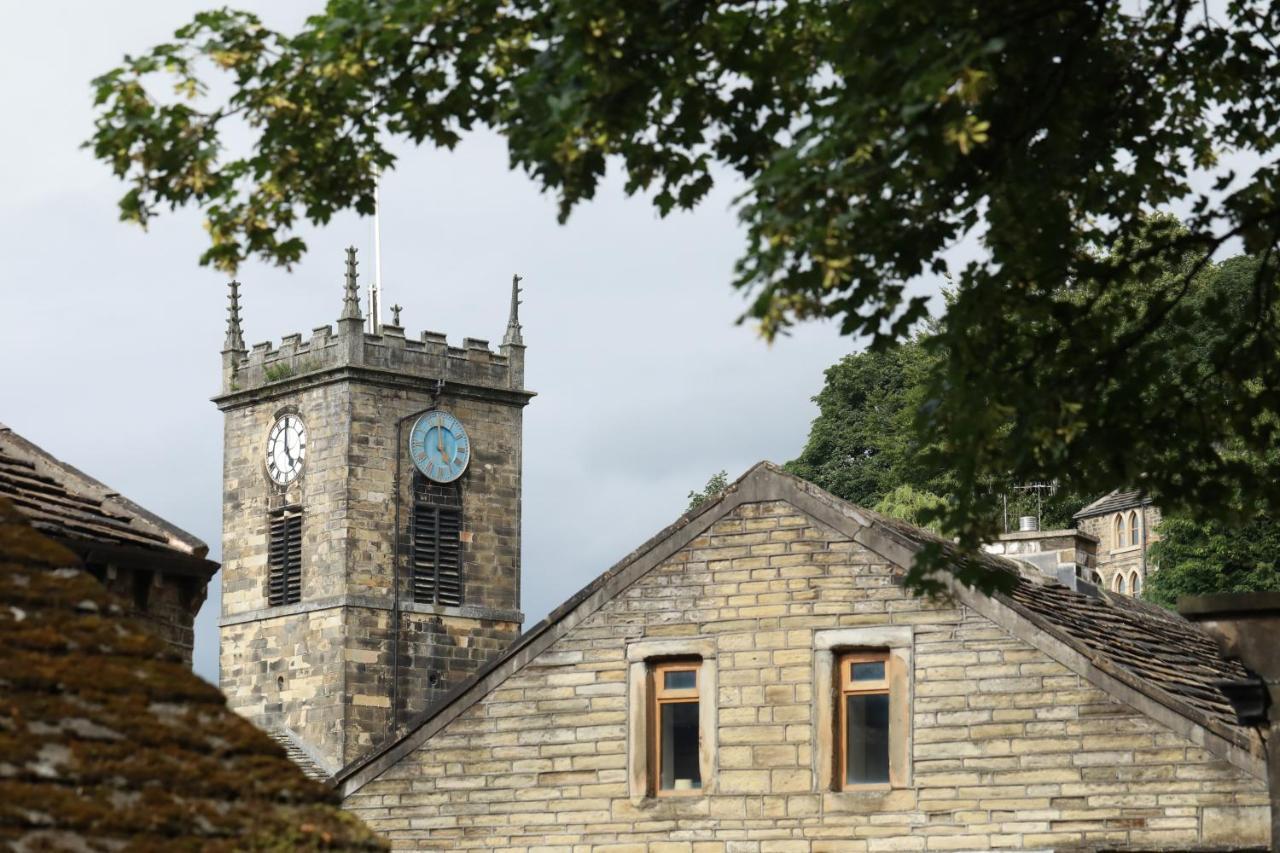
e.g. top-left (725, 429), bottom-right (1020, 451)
top-left (786, 336), bottom-right (1084, 535)
top-left (89, 1), bottom-right (1280, 592)
top-left (1146, 514), bottom-right (1280, 607)
top-left (687, 470), bottom-right (729, 512)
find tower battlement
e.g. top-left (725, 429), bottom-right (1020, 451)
top-left (215, 248), bottom-right (528, 408)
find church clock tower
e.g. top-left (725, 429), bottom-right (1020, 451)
top-left (215, 250), bottom-right (531, 772)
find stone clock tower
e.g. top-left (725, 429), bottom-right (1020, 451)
top-left (214, 250), bottom-right (532, 772)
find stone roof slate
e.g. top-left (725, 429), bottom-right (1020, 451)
top-left (855, 496), bottom-right (1251, 741)
top-left (1074, 488), bottom-right (1151, 519)
top-left (0, 497), bottom-right (384, 850)
top-left (337, 463), bottom-right (1261, 794)
top-left (0, 424), bottom-right (216, 579)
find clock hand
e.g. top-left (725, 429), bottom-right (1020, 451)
top-left (283, 423), bottom-right (294, 465)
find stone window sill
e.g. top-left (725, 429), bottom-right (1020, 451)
top-left (822, 787), bottom-right (917, 814)
top-left (1110, 544), bottom-right (1143, 555)
top-left (630, 794), bottom-right (711, 817)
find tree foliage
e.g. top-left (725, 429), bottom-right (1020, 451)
top-left (873, 485), bottom-right (947, 534)
top-left (787, 338), bottom-right (1084, 535)
top-left (687, 470), bottom-right (729, 512)
top-left (1146, 515), bottom-right (1280, 607)
top-left (786, 342), bottom-right (925, 510)
top-left (89, 1), bottom-right (1280, 592)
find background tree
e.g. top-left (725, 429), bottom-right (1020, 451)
top-left (687, 471), bottom-right (729, 512)
top-left (1146, 515), bottom-right (1280, 607)
top-left (786, 342), bottom-right (924, 510)
top-left (88, 1), bottom-right (1280, 592)
top-left (787, 337), bottom-right (1084, 533)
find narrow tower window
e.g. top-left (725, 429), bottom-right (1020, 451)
top-left (267, 508), bottom-right (302, 606)
top-left (412, 477), bottom-right (463, 606)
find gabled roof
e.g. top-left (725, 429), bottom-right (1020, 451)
top-left (0, 497), bottom-right (383, 850)
top-left (0, 424), bottom-right (216, 579)
top-left (337, 463), bottom-right (1263, 795)
top-left (1074, 488), bottom-right (1152, 519)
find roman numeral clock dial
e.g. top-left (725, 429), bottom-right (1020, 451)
top-left (409, 411), bottom-right (471, 483)
top-left (266, 414), bottom-right (307, 485)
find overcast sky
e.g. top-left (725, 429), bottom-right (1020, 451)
top-left (0, 1), bottom-right (896, 682)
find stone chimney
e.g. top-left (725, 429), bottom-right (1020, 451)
top-left (983, 528), bottom-right (1099, 592)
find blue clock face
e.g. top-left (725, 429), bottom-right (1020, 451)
top-left (409, 411), bottom-right (471, 483)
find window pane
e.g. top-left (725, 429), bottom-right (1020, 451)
top-left (663, 670), bottom-right (696, 690)
top-left (660, 700), bottom-right (701, 790)
top-left (845, 693), bottom-right (890, 785)
top-left (850, 660), bottom-right (885, 682)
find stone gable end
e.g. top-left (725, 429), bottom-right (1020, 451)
top-left (342, 499), bottom-right (1269, 851)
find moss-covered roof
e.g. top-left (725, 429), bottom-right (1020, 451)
top-left (0, 497), bottom-right (384, 851)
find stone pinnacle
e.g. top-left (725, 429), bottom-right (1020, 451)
top-left (340, 247), bottom-right (363, 321)
top-left (503, 273), bottom-right (524, 346)
top-left (223, 280), bottom-right (246, 353)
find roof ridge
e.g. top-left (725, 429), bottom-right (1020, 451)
top-left (1073, 487), bottom-right (1152, 519)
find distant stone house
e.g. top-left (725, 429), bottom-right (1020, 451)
top-left (334, 464), bottom-right (1270, 851)
top-left (1074, 490), bottom-right (1161, 597)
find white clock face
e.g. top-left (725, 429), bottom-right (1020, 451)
top-left (266, 415), bottom-right (307, 485)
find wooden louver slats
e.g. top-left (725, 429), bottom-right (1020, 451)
top-left (412, 503), bottom-right (463, 607)
top-left (268, 510), bottom-right (302, 606)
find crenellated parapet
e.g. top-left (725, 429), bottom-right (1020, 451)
top-left (214, 249), bottom-right (530, 410)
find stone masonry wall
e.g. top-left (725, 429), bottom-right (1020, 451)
top-left (220, 380), bottom-right (354, 767)
top-left (342, 499), bottom-right (1269, 851)
top-left (93, 564), bottom-right (205, 663)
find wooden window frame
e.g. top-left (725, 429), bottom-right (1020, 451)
top-left (1114, 513), bottom-right (1127, 550)
top-left (837, 650), bottom-right (892, 791)
top-left (649, 660), bottom-right (702, 797)
top-left (814, 628), bottom-right (913, 798)
top-left (1128, 510), bottom-right (1141, 547)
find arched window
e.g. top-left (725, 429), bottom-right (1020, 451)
top-left (1114, 514), bottom-right (1127, 549)
top-left (1128, 511), bottom-right (1140, 547)
top-left (1130, 571), bottom-right (1142, 595)
top-left (1114, 573), bottom-right (1126, 594)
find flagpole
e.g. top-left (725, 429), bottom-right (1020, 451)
top-left (371, 166), bottom-right (384, 332)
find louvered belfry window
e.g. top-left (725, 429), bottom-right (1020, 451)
top-left (267, 508), bottom-right (303, 606)
top-left (412, 478), bottom-right (463, 606)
